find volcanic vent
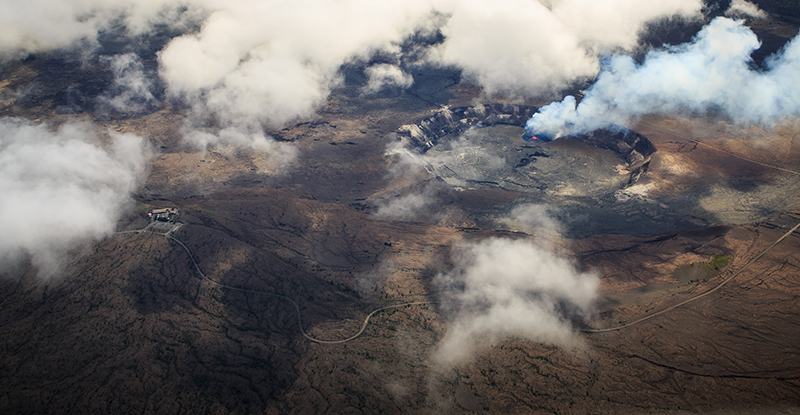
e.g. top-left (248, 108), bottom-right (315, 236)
top-left (397, 103), bottom-right (656, 197)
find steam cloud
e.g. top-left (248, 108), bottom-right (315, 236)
top-left (526, 17), bottom-right (800, 139)
top-left (434, 234), bottom-right (598, 365)
top-left (0, 118), bottom-right (150, 277)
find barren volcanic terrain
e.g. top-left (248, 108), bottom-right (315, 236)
top-left (2, 1), bottom-right (800, 415)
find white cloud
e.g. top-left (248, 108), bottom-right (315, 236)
top-left (182, 126), bottom-right (298, 166)
top-left (552, 0), bottom-right (702, 52)
top-left (97, 53), bottom-right (159, 114)
top-left (375, 140), bottom-right (440, 220)
top-left (0, 0), bottom-right (704, 150)
top-left (726, 0), bottom-right (767, 19)
top-left (434, 235), bottom-right (598, 365)
top-left (158, 0), bottom-right (434, 132)
top-left (0, 0), bottom-right (194, 58)
top-left (430, 0), bottom-right (597, 97)
top-left (497, 203), bottom-right (562, 237)
top-left (0, 118), bottom-right (150, 277)
top-left (363, 64), bottom-right (414, 94)
top-left (376, 190), bottom-right (437, 220)
top-left (430, 0), bottom-right (701, 97)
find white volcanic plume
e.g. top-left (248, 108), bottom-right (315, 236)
top-left (0, 119), bottom-right (150, 277)
top-left (526, 17), bottom-right (800, 139)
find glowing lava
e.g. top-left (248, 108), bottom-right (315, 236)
top-left (523, 130), bottom-right (553, 142)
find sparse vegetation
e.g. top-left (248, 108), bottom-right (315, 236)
top-left (672, 255), bottom-right (731, 284)
top-left (708, 255), bottom-right (731, 272)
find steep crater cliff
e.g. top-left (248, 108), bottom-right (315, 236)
top-left (397, 103), bottom-right (656, 190)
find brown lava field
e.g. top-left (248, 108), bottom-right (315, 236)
top-left (2, 8), bottom-right (800, 415)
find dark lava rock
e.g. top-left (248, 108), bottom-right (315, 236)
top-left (397, 103), bottom-right (539, 151)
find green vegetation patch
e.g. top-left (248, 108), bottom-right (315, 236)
top-left (672, 255), bottom-right (731, 284)
top-left (707, 255), bottom-right (730, 271)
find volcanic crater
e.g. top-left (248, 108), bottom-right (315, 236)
top-left (398, 103), bottom-right (657, 196)
top-left (3, 4), bottom-right (800, 415)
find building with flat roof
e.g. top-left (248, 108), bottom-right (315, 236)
top-left (148, 208), bottom-right (178, 223)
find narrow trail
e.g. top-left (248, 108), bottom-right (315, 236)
top-left (117, 216), bottom-right (799, 342)
top-left (118, 227), bottom-right (432, 344)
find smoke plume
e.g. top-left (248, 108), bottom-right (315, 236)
top-left (434, 235), bottom-right (598, 365)
top-left (0, 118), bottom-right (150, 277)
top-left (525, 17), bottom-right (800, 139)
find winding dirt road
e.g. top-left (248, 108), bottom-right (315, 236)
top-left (583, 220), bottom-right (800, 333)
top-left (117, 217), bottom-right (799, 343)
top-left (118, 227), bottom-right (432, 344)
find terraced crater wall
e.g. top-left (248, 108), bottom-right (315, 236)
top-left (398, 103), bottom-right (657, 184)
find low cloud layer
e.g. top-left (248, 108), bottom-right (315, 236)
top-left (0, 118), bottom-right (150, 277)
top-left (2, 0), bottom-right (705, 151)
top-left (363, 64), bottom-right (414, 95)
top-left (431, 0), bottom-right (701, 97)
top-left (375, 140), bottom-right (441, 220)
top-left (0, 0), bottom-right (194, 58)
top-left (158, 0), bottom-right (432, 134)
top-left (97, 53), bottom-right (159, 114)
top-left (526, 17), bottom-right (800, 139)
top-left (434, 235), bottom-right (598, 365)
top-left (158, 0), bottom-right (700, 129)
top-left (182, 126), bottom-right (298, 166)
top-left (375, 132), bottom-right (508, 222)
top-left (497, 203), bottom-right (562, 237)
top-left (726, 0), bottom-right (767, 18)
